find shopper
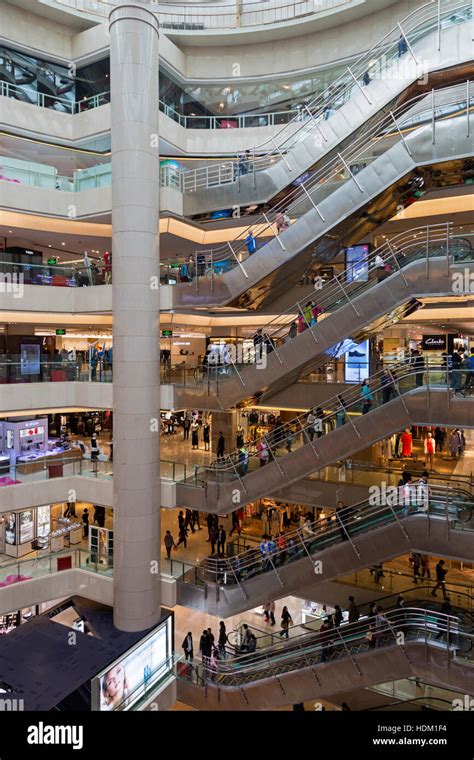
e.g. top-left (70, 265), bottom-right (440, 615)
top-left (334, 604), bottom-right (343, 627)
top-left (431, 559), bottom-right (449, 599)
top-left (288, 321), bottom-right (297, 340)
top-left (182, 632), bottom-right (193, 661)
top-left (216, 432), bottom-right (225, 460)
top-left (82, 507), bottom-right (90, 538)
top-left (182, 415), bottom-right (191, 440)
top-left (361, 379), bottom-right (373, 414)
top-left (206, 513), bottom-right (214, 542)
top-left (176, 523), bottom-right (188, 549)
top-left (268, 600), bottom-right (276, 626)
top-left (335, 396), bottom-right (346, 427)
top-left (192, 510), bottom-right (201, 531)
top-left (199, 630), bottom-right (211, 667)
top-left (245, 230), bottom-right (257, 255)
top-left (164, 530), bottom-right (176, 559)
top-left (275, 211), bottom-right (291, 232)
top-left (435, 600), bottom-right (453, 642)
top-left (319, 616), bottom-right (333, 661)
top-left (240, 623), bottom-right (252, 653)
top-left (202, 421), bottom-right (210, 451)
top-left (336, 500), bottom-right (349, 541)
top-left (380, 369), bottom-right (392, 404)
top-left (420, 554), bottom-right (430, 579)
top-left (411, 552), bottom-right (421, 584)
top-left (306, 409), bottom-right (317, 441)
top-left (229, 510), bottom-right (240, 536)
top-left (348, 596), bottom-right (360, 623)
top-left (217, 524), bottom-right (226, 555)
top-left (258, 439), bottom-right (269, 466)
top-left (209, 524), bottom-right (219, 555)
top-left (279, 605), bottom-right (293, 639)
top-left (218, 621), bottom-right (227, 653)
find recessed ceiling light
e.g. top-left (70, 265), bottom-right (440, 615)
top-left (61, 242), bottom-right (65, 246)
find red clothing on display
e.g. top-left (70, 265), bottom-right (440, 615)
top-left (401, 431), bottom-right (412, 457)
top-left (424, 437), bottom-right (435, 454)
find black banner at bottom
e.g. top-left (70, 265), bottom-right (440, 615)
top-left (1, 710), bottom-right (473, 758)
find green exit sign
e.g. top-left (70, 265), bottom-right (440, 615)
top-left (56, 329), bottom-right (66, 335)
top-left (48, 257), bottom-right (57, 265)
top-left (161, 330), bottom-right (173, 337)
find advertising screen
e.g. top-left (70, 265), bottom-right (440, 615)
top-left (92, 617), bottom-right (172, 711)
top-left (5, 514), bottom-right (16, 545)
top-left (344, 339), bottom-right (370, 383)
top-left (20, 344), bottom-right (40, 376)
top-left (345, 244), bottom-right (369, 283)
top-left (19, 510), bottom-right (34, 543)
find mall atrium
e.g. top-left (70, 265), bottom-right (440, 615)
top-left (0, 0), bottom-right (473, 719)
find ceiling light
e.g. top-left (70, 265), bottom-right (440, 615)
top-left (61, 242), bottom-right (65, 246)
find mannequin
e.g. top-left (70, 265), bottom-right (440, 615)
top-left (401, 428), bottom-right (413, 457)
top-left (424, 431), bottom-right (435, 470)
top-left (236, 424), bottom-right (244, 449)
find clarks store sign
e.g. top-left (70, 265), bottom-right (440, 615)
top-left (422, 335), bottom-right (446, 350)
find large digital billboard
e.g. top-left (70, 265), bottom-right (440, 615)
top-left (91, 616), bottom-right (172, 711)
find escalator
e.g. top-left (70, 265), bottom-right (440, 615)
top-left (174, 0), bottom-right (473, 215)
top-left (0, 48), bottom-right (36, 86)
top-left (173, 362), bottom-right (474, 514)
top-left (0, 47), bottom-right (36, 105)
top-left (167, 81), bottom-right (474, 311)
top-left (271, 460), bottom-right (474, 513)
top-left (165, 225), bottom-right (473, 410)
top-left (176, 591), bottom-right (474, 710)
top-left (172, 485), bottom-right (474, 616)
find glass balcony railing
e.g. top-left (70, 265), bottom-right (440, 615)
top-left (0, 547), bottom-right (113, 587)
top-left (0, 258), bottom-right (109, 287)
top-left (52, 0), bottom-right (353, 30)
top-left (0, 357), bottom-right (112, 384)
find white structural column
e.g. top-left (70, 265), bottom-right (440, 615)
top-left (109, 4), bottom-right (161, 631)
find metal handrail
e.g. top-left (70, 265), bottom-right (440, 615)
top-left (166, 223), bottom-right (472, 385)
top-left (166, 485), bottom-right (473, 585)
top-left (173, 1), bottom-right (472, 187)
top-left (53, 0), bottom-right (353, 28)
top-left (229, 586), bottom-right (474, 650)
top-left (180, 606), bottom-right (473, 688)
top-left (172, 359), bottom-right (471, 479)
top-left (176, 81), bottom-right (473, 269)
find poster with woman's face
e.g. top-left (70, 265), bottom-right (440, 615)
top-left (5, 514), bottom-right (16, 545)
top-left (98, 624), bottom-right (168, 711)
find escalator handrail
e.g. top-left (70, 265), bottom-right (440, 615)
top-left (184, 81), bottom-right (473, 268)
top-left (192, 607), bottom-right (473, 686)
top-left (177, 360), bottom-right (468, 478)
top-left (227, 589), bottom-right (474, 653)
top-left (171, 224), bottom-right (472, 384)
top-left (194, 489), bottom-right (473, 580)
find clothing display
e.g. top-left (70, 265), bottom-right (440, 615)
top-left (401, 429), bottom-right (413, 457)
